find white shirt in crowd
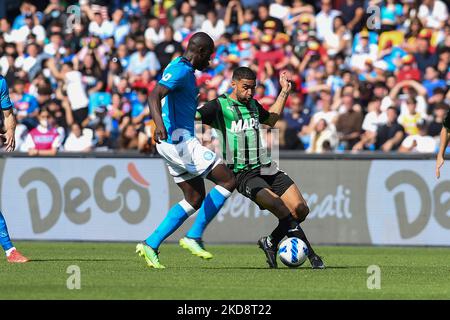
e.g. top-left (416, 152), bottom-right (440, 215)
top-left (144, 27), bottom-right (165, 45)
top-left (269, 3), bottom-right (290, 20)
top-left (401, 135), bottom-right (437, 153)
top-left (15, 55), bottom-right (37, 73)
top-left (315, 9), bottom-right (340, 40)
top-left (201, 19), bottom-right (226, 42)
top-left (88, 20), bottom-right (114, 39)
top-left (362, 111), bottom-right (388, 133)
top-left (65, 71), bottom-right (89, 111)
top-left (418, 0), bottom-right (448, 29)
top-left (64, 128), bottom-right (94, 152)
top-left (381, 95), bottom-right (428, 118)
top-left (11, 25), bottom-right (46, 43)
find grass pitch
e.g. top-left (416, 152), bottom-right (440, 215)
top-left (1, 241), bottom-right (450, 300)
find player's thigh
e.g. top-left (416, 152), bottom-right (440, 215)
top-left (206, 163), bottom-right (236, 192)
top-left (238, 174), bottom-right (290, 219)
top-left (254, 188), bottom-right (291, 219)
top-left (177, 176), bottom-right (206, 210)
top-left (280, 183), bottom-right (309, 221)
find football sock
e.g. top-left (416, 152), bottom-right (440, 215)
top-left (186, 186), bottom-right (232, 239)
top-left (287, 222), bottom-right (316, 257)
top-left (145, 200), bottom-right (195, 250)
top-left (0, 211), bottom-right (14, 253)
top-left (269, 216), bottom-right (292, 248)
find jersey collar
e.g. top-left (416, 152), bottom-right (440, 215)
top-left (179, 56), bottom-right (194, 71)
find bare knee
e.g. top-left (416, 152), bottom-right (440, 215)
top-left (293, 203), bottom-right (310, 222)
top-left (221, 175), bottom-right (236, 192)
top-left (185, 194), bottom-right (204, 211)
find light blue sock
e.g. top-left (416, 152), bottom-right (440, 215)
top-left (186, 186), bottom-right (232, 239)
top-left (0, 211), bottom-right (14, 252)
top-left (145, 200), bottom-right (195, 250)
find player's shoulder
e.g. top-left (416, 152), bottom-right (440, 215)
top-left (0, 75), bottom-right (8, 91)
top-left (164, 57), bottom-right (192, 75)
top-left (200, 97), bottom-right (221, 110)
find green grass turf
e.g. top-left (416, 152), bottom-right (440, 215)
top-left (1, 241), bottom-right (450, 300)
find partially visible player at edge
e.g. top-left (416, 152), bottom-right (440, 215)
top-left (196, 67), bottom-right (324, 268)
top-left (0, 75), bottom-right (29, 263)
top-left (436, 109), bottom-right (450, 179)
top-left (136, 32), bottom-right (236, 268)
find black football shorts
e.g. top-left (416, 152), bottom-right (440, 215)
top-left (234, 164), bottom-right (295, 204)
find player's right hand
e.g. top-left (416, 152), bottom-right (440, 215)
top-left (154, 126), bottom-right (167, 144)
top-left (0, 130), bottom-right (16, 152)
top-left (436, 155), bottom-right (444, 179)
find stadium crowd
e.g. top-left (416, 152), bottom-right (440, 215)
top-left (0, 0), bottom-right (449, 155)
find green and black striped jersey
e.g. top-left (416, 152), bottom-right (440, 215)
top-left (197, 94), bottom-right (272, 173)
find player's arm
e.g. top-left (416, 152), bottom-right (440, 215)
top-left (0, 78), bottom-right (16, 152)
top-left (148, 84), bottom-right (170, 143)
top-left (196, 100), bottom-right (219, 126)
top-left (262, 72), bottom-right (292, 127)
top-left (1, 109), bottom-right (16, 152)
top-left (436, 122), bottom-right (450, 179)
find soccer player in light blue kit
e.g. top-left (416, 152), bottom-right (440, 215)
top-left (136, 32), bottom-right (236, 268)
top-left (0, 75), bottom-right (29, 263)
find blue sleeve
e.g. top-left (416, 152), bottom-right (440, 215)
top-left (28, 96), bottom-right (39, 113)
top-left (0, 78), bottom-right (13, 110)
top-left (158, 64), bottom-right (187, 91)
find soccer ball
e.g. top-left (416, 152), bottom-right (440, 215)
top-left (278, 237), bottom-right (309, 268)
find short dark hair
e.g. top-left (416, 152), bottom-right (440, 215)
top-left (232, 67), bottom-right (256, 81)
top-left (387, 106), bottom-right (399, 116)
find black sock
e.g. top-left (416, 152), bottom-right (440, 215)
top-left (287, 222), bottom-right (316, 257)
top-left (269, 216), bottom-right (291, 248)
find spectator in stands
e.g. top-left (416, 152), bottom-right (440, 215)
top-left (418, 0), bottom-right (448, 30)
top-left (353, 98), bottom-right (387, 151)
top-left (154, 26), bottom-right (183, 71)
top-left (9, 78), bottom-right (39, 126)
top-left (306, 118), bottom-right (338, 153)
top-left (399, 120), bottom-right (437, 152)
top-left (413, 29), bottom-right (438, 75)
top-left (423, 66), bottom-right (447, 98)
top-left (119, 123), bottom-right (139, 151)
top-left (12, 13), bottom-right (46, 45)
top-left (427, 87), bottom-right (447, 114)
top-left (398, 97), bottom-right (426, 136)
top-left (427, 102), bottom-right (449, 137)
top-left (201, 10), bottom-right (226, 42)
top-left (315, 0), bottom-right (340, 41)
top-left (20, 107), bottom-right (61, 156)
top-left (88, 12), bottom-right (114, 40)
top-left (284, 94), bottom-right (311, 135)
top-left (335, 91), bottom-right (363, 150)
top-left (339, 0), bottom-right (365, 35)
top-left (1, 0), bottom-right (448, 156)
top-left (174, 14), bottom-right (196, 43)
top-left (93, 123), bottom-right (114, 152)
top-left (145, 15), bottom-right (165, 50)
top-left (64, 123), bottom-right (93, 152)
top-left (127, 39), bottom-right (160, 79)
top-left (375, 106), bottom-right (405, 152)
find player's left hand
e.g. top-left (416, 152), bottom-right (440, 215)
top-left (154, 126), bottom-right (167, 144)
top-left (0, 130), bottom-right (15, 152)
top-left (280, 72), bottom-right (292, 93)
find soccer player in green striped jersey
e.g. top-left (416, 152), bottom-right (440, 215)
top-left (195, 67), bottom-right (324, 269)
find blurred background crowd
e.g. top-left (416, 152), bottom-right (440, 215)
top-left (0, 0), bottom-right (448, 155)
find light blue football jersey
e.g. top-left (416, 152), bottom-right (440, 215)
top-left (0, 76), bottom-right (13, 110)
top-left (158, 56), bottom-right (199, 144)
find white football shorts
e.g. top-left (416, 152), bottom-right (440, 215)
top-left (156, 137), bottom-right (221, 183)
